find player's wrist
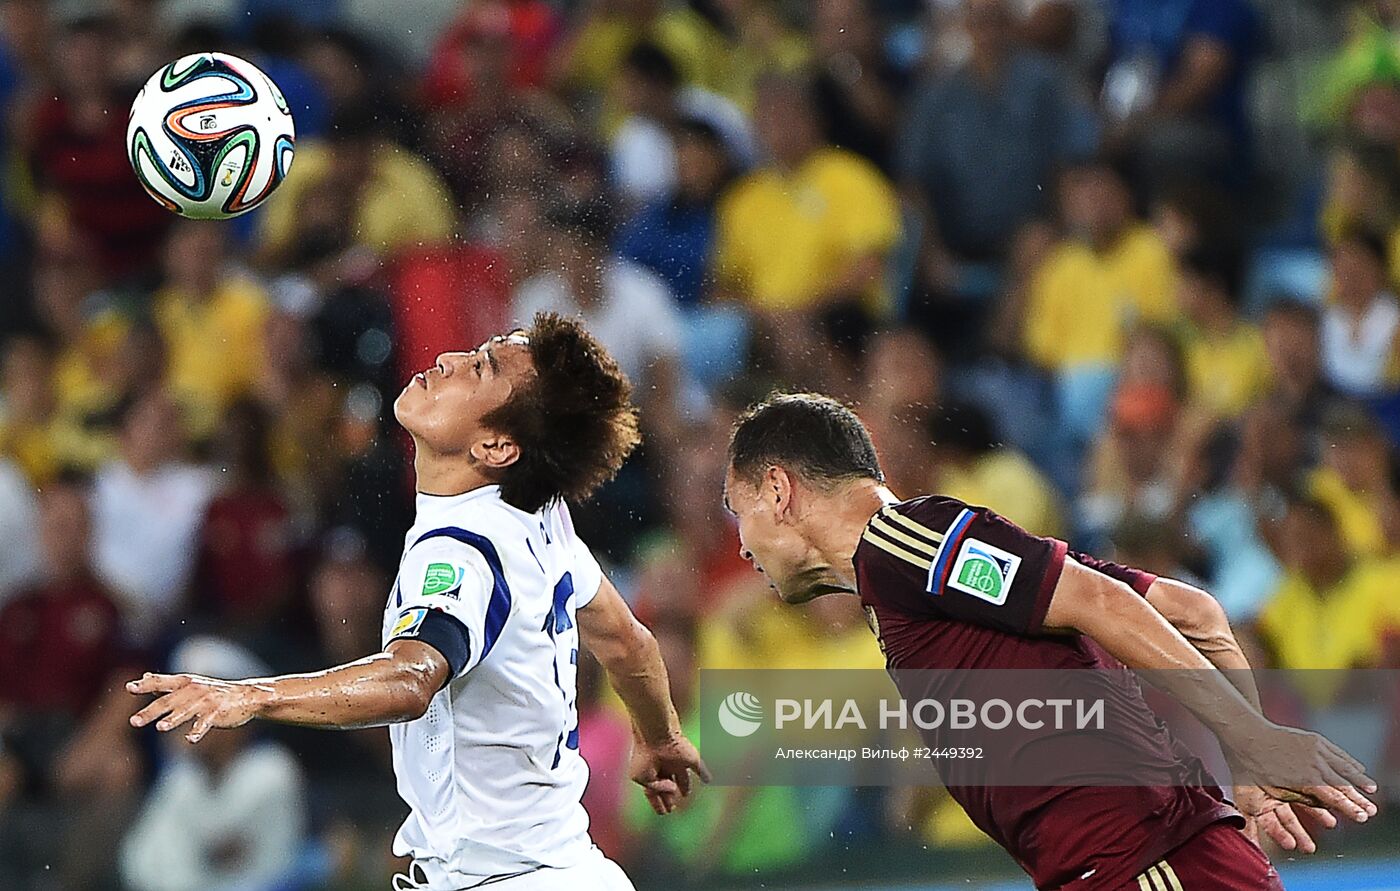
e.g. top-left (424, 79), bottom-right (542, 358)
top-left (238, 679), bottom-right (278, 719)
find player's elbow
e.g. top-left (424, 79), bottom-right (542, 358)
top-left (1149, 578), bottom-right (1234, 649)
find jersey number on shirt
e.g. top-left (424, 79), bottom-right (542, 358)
top-left (543, 572), bottom-right (580, 768)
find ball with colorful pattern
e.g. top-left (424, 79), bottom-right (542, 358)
top-left (126, 52), bottom-right (295, 219)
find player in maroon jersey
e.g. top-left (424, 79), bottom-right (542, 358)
top-left (722, 393), bottom-right (1378, 890)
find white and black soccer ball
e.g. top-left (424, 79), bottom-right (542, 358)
top-left (126, 52), bottom-right (295, 220)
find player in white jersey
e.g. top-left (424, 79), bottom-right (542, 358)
top-left (128, 314), bottom-right (708, 889)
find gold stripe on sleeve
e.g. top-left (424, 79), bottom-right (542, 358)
top-left (869, 515), bottom-right (939, 557)
top-left (861, 529), bottom-right (933, 569)
top-left (881, 509), bottom-right (947, 545)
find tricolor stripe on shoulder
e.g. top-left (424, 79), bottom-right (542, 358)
top-left (861, 506), bottom-right (946, 570)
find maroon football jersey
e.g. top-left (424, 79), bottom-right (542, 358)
top-left (855, 495), bottom-right (1240, 890)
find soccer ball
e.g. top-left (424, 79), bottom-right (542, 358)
top-left (126, 52), bottom-right (295, 220)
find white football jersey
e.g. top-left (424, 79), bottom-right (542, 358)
top-left (381, 486), bottom-right (603, 888)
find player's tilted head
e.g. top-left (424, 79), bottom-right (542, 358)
top-left (484, 312), bottom-right (641, 513)
top-left (724, 393), bottom-right (887, 604)
top-left (728, 392), bottom-right (884, 489)
top-left (394, 313), bottom-right (639, 514)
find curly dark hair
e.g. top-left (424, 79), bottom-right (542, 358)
top-left (483, 313), bottom-right (641, 513)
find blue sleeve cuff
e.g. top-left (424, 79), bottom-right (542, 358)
top-left (393, 610), bottom-right (471, 686)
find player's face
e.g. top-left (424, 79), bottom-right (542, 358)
top-left (723, 467), bottom-right (825, 604)
top-left (394, 333), bottom-right (533, 457)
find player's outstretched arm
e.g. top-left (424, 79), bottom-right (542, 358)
top-left (127, 640), bottom-right (449, 743)
top-left (578, 576), bottom-right (710, 814)
top-left (1141, 577), bottom-right (1342, 852)
top-left (1043, 559), bottom-right (1378, 831)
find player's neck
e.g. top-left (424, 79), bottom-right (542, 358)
top-left (810, 480), bottom-right (899, 589)
top-left (412, 447), bottom-right (496, 499)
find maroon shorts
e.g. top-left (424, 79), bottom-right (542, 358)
top-left (1121, 821), bottom-right (1283, 890)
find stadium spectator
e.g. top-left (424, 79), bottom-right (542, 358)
top-left (617, 116), bottom-right (734, 309)
top-left (715, 73), bottom-right (901, 385)
top-left (898, 0), bottom-right (1096, 280)
top-left (422, 0), bottom-right (561, 109)
top-left (1176, 246), bottom-right (1268, 420)
top-left (194, 400), bottom-right (296, 638)
top-left (91, 390), bottom-right (216, 642)
top-left (0, 334), bottom-right (60, 484)
top-left (256, 106), bottom-right (456, 265)
top-left (1185, 400), bottom-right (1293, 623)
top-left (557, 0), bottom-right (732, 100)
top-left (121, 636), bottom-right (307, 891)
top-left (1307, 404), bottom-right (1400, 560)
top-left (927, 401), bottom-right (1066, 538)
top-left (154, 221), bottom-right (271, 441)
top-left (1079, 343), bottom-right (1187, 545)
top-left (1021, 158), bottom-right (1178, 440)
top-left (0, 476), bottom-right (143, 891)
top-left (20, 14), bottom-right (171, 279)
top-left (0, 456), bottom-right (39, 603)
top-left (1319, 141), bottom-right (1400, 287)
top-left (1255, 496), bottom-right (1400, 671)
top-left (1260, 299), bottom-right (1340, 430)
top-left (1100, 0), bottom-right (1260, 192)
top-left (809, 0), bottom-right (906, 171)
top-left (1321, 229), bottom-right (1400, 398)
top-left (610, 41), bottom-right (752, 209)
top-left (514, 199), bottom-right (685, 440)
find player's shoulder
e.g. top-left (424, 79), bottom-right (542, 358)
top-left (885, 493), bottom-right (978, 532)
top-left (406, 488), bottom-right (535, 561)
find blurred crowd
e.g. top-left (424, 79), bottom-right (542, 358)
top-left (2, 0), bottom-right (1400, 889)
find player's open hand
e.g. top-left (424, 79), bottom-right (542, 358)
top-left (630, 730), bottom-right (711, 815)
top-left (1235, 784), bottom-right (1338, 854)
top-left (126, 672), bottom-right (268, 743)
top-left (1230, 724), bottom-right (1378, 825)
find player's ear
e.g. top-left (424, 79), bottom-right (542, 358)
top-left (472, 434), bottom-right (520, 470)
top-left (765, 465), bottom-right (794, 519)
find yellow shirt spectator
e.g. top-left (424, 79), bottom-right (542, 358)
top-left (1024, 225), bottom-right (1177, 369)
top-left (1258, 559), bottom-right (1400, 672)
top-left (257, 142), bottom-right (456, 260)
top-left (1181, 322), bottom-right (1270, 419)
top-left (715, 147), bottom-right (901, 314)
top-left (564, 6), bottom-right (731, 96)
top-left (935, 450), bottom-right (1066, 540)
top-left (154, 275), bottom-right (269, 439)
top-left (1308, 466), bottom-right (1388, 559)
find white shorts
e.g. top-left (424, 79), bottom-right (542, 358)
top-left (394, 848), bottom-right (635, 891)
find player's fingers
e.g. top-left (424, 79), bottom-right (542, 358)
top-left (125, 673), bottom-right (189, 695)
top-left (643, 788), bottom-right (666, 815)
top-left (673, 766), bottom-right (691, 798)
top-left (186, 711), bottom-right (216, 745)
top-left (1321, 742), bottom-right (1378, 793)
top-left (644, 781), bottom-right (679, 815)
top-left (1318, 766), bottom-right (1377, 816)
top-left (1303, 783), bottom-right (1371, 822)
top-left (1272, 805), bottom-right (1317, 854)
top-left (155, 697), bottom-right (207, 733)
top-left (693, 757), bottom-right (713, 784)
top-left (1299, 804), bottom-right (1337, 829)
top-left (1254, 811), bottom-right (1294, 851)
top-left (129, 693), bottom-right (181, 728)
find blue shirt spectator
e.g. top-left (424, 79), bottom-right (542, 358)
top-left (616, 116), bottom-right (736, 308)
top-left (898, 0), bottom-right (1097, 263)
top-left (1105, 0), bottom-right (1259, 154)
